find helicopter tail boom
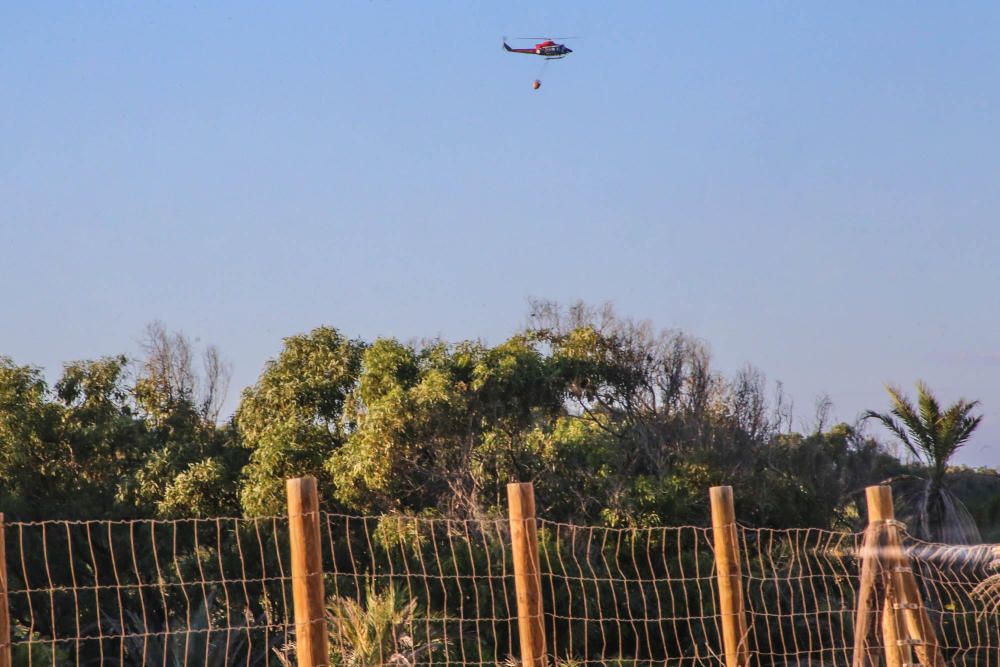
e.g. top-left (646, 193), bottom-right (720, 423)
top-left (503, 41), bottom-right (537, 55)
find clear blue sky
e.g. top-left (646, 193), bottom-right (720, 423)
top-left (2, 3), bottom-right (999, 467)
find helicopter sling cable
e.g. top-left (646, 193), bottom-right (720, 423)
top-left (534, 58), bottom-right (549, 90)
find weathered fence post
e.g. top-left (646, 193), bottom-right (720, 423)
top-left (854, 488), bottom-right (893, 667)
top-left (508, 482), bottom-right (547, 667)
top-left (881, 597), bottom-right (904, 667)
top-left (865, 485), bottom-right (946, 667)
top-left (287, 476), bottom-right (330, 667)
top-left (709, 486), bottom-right (749, 667)
top-left (0, 513), bottom-right (10, 667)
top-left (861, 486), bottom-right (903, 667)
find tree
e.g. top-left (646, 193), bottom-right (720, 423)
top-left (55, 356), bottom-right (151, 511)
top-left (127, 323), bottom-right (242, 517)
top-left (750, 423), bottom-right (903, 529)
top-left (526, 300), bottom-right (780, 525)
top-left (135, 321), bottom-right (231, 425)
top-left (865, 382), bottom-right (983, 543)
top-left (528, 299), bottom-right (724, 472)
top-left (236, 327), bottom-right (365, 515)
top-left (0, 355), bottom-right (153, 519)
top-left (0, 344), bottom-right (242, 519)
top-left (330, 336), bottom-right (565, 517)
top-left (0, 358), bottom-right (65, 517)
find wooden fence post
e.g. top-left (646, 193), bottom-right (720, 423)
top-left (865, 485), bottom-right (946, 667)
top-left (881, 596), bottom-right (904, 667)
top-left (287, 476), bottom-right (330, 667)
top-left (861, 486), bottom-right (903, 667)
top-left (508, 482), bottom-right (547, 667)
top-left (853, 488), bottom-right (896, 667)
top-left (0, 513), bottom-right (10, 667)
top-left (709, 486), bottom-right (749, 667)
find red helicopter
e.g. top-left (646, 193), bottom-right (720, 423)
top-left (503, 37), bottom-right (574, 60)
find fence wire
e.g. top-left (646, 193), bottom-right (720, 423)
top-left (539, 521), bottom-right (723, 667)
top-left (740, 527), bottom-right (863, 667)
top-left (907, 540), bottom-right (1000, 667)
top-left (5, 517), bottom-right (293, 666)
top-left (3, 513), bottom-right (999, 666)
top-left (319, 513), bottom-right (517, 667)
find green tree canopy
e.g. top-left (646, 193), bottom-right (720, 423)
top-left (236, 327), bottom-right (365, 515)
top-left (330, 335), bottom-right (566, 516)
top-left (2, 309), bottom-right (989, 539)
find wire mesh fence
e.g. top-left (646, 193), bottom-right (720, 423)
top-left (4, 517), bottom-right (293, 666)
top-left (538, 521), bottom-right (722, 666)
top-left (2, 485), bottom-right (999, 666)
top-left (319, 514), bottom-right (517, 667)
top-left (908, 540), bottom-right (1000, 667)
top-left (740, 527), bottom-right (863, 666)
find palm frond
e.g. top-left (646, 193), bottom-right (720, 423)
top-left (326, 583), bottom-right (444, 667)
top-left (885, 384), bottom-right (935, 458)
top-left (863, 409), bottom-right (922, 463)
top-left (915, 381), bottom-right (942, 439)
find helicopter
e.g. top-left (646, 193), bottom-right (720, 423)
top-left (503, 37), bottom-right (574, 60)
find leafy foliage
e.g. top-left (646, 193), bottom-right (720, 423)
top-left (0, 307), bottom-right (953, 531)
top-left (236, 326), bottom-right (365, 515)
top-left (1, 308), bottom-right (998, 666)
top-left (865, 382), bottom-right (984, 543)
top-left (100, 593), bottom-right (279, 667)
top-left (274, 584), bottom-right (444, 667)
top-left (0, 329), bottom-right (242, 520)
top-left (330, 336), bottom-right (565, 516)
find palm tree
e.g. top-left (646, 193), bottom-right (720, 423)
top-left (865, 382), bottom-right (983, 544)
